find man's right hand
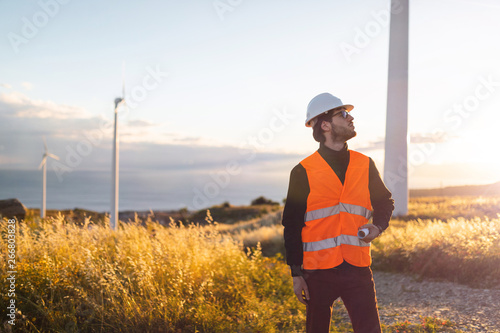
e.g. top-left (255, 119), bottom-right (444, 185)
top-left (293, 276), bottom-right (310, 305)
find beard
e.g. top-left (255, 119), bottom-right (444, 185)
top-left (330, 126), bottom-right (357, 142)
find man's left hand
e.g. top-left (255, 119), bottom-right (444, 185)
top-left (359, 224), bottom-right (381, 243)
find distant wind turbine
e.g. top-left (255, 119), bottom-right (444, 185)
top-left (110, 64), bottom-right (126, 230)
top-left (38, 136), bottom-right (60, 218)
top-left (384, 0), bottom-right (409, 216)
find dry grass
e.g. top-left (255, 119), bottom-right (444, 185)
top-left (2, 195), bottom-right (494, 332)
top-left (372, 216), bottom-right (500, 288)
top-left (0, 214), bottom-right (305, 332)
top-left (214, 211), bottom-right (285, 257)
top-left (372, 196), bottom-right (500, 288)
top-left (406, 196), bottom-right (500, 220)
top-left (216, 196), bottom-right (500, 288)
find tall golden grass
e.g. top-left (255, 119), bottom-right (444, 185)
top-left (0, 213), bottom-right (305, 332)
top-left (2, 196), bottom-right (497, 332)
top-left (215, 211), bottom-right (285, 257)
top-left (370, 196), bottom-right (500, 288)
top-left (372, 216), bottom-right (500, 288)
top-left (210, 197), bottom-right (500, 288)
top-left (406, 196), bottom-right (500, 220)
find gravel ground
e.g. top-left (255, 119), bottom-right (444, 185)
top-left (373, 271), bottom-right (500, 332)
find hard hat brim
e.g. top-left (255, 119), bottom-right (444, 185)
top-left (305, 104), bottom-right (354, 127)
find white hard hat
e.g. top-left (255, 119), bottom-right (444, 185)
top-left (305, 93), bottom-right (354, 127)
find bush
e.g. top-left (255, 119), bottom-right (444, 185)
top-left (251, 196), bottom-right (279, 206)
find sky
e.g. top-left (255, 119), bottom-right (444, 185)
top-left (1, 0), bottom-right (500, 210)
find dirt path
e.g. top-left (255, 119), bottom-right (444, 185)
top-left (373, 271), bottom-right (500, 332)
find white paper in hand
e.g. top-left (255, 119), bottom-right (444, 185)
top-left (357, 228), bottom-right (370, 239)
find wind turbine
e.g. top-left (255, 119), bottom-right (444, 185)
top-left (110, 64), bottom-right (126, 230)
top-left (384, 0), bottom-right (409, 216)
top-left (38, 136), bottom-right (60, 218)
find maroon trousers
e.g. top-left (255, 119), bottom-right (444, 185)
top-left (304, 266), bottom-right (381, 333)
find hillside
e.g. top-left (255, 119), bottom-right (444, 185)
top-left (410, 181), bottom-right (500, 197)
top-left (26, 202), bottom-right (281, 226)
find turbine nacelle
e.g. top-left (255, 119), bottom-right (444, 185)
top-left (114, 97), bottom-right (124, 109)
top-left (38, 137), bottom-right (60, 169)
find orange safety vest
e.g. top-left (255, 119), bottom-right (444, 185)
top-left (300, 150), bottom-right (373, 270)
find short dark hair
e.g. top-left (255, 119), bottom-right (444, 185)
top-left (312, 111), bottom-right (334, 143)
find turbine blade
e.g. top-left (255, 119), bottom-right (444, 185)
top-left (38, 156), bottom-right (47, 169)
top-left (47, 153), bottom-right (60, 160)
top-left (43, 136), bottom-right (48, 152)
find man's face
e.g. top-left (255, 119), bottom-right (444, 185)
top-left (328, 107), bottom-right (356, 142)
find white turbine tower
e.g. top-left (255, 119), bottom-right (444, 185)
top-left (38, 136), bottom-right (60, 218)
top-left (384, 0), bottom-right (409, 216)
top-left (110, 65), bottom-right (126, 230)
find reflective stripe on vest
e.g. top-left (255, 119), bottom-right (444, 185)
top-left (303, 234), bottom-right (370, 252)
top-left (300, 150), bottom-right (372, 269)
top-left (305, 202), bottom-right (373, 222)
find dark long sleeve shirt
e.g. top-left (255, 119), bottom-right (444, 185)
top-left (282, 143), bottom-right (394, 271)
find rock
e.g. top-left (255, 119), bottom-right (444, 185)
top-left (0, 198), bottom-right (27, 220)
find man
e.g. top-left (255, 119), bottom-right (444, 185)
top-left (282, 93), bottom-right (394, 333)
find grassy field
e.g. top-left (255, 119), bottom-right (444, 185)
top-left (234, 197), bottom-right (500, 289)
top-left (404, 196), bottom-right (500, 220)
top-left (1, 196), bottom-right (499, 332)
top-left (372, 215), bottom-right (500, 288)
top-left (1, 214), bottom-right (306, 332)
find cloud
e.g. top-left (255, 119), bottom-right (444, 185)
top-left (21, 82), bottom-right (34, 91)
top-left (0, 83), bottom-right (12, 89)
top-left (127, 119), bottom-right (156, 127)
top-left (410, 132), bottom-right (449, 144)
top-left (116, 142), bottom-right (301, 171)
top-left (0, 90), bottom-right (303, 176)
top-left (0, 154), bottom-right (24, 164)
top-left (355, 139), bottom-right (385, 153)
top-left (0, 91), bottom-right (88, 119)
top-left (171, 135), bottom-right (202, 144)
top-left (0, 91), bottom-right (164, 143)
top-left (354, 131), bottom-right (451, 154)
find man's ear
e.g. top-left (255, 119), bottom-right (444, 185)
top-left (320, 120), bottom-right (331, 132)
